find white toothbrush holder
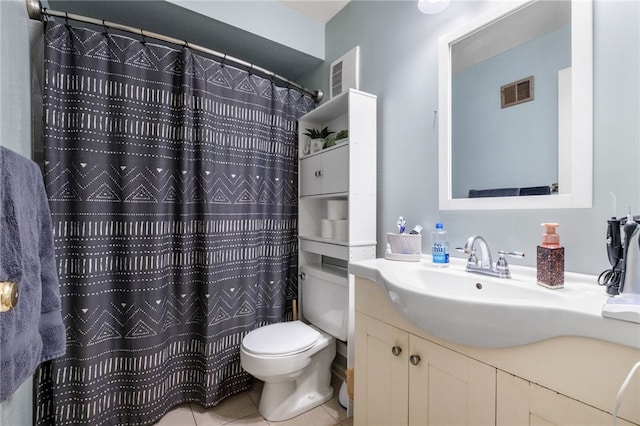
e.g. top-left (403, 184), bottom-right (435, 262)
top-left (385, 233), bottom-right (422, 261)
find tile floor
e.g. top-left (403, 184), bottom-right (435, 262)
top-left (156, 380), bottom-right (352, 426)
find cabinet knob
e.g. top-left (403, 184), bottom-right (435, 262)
top-left (299, 272), bottom-right (306, 280)
top-left (409, 355), bottom-right (421, 366)
top-left (391, 346), bottom-right (402, 356)
top-left (314, 170), bottom-right (323, 177)
top-left (0, 281), bottom-right (18, 312)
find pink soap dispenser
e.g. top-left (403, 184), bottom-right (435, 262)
top-left (537, 223), bottom-right (564, 288)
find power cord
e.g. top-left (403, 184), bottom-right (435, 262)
top-left (598, 267), bottom-right (623, 295)
top-left (612, 360), bottom-right (640, 425)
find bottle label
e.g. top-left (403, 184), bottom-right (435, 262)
top-left (432, 242), bottom-right (449, 264)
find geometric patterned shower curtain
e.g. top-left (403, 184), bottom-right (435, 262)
top-left (35, 23), bottom-right (315, 426)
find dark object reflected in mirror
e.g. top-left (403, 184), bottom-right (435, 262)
top-left (468, 185), bottom-right (552, 199)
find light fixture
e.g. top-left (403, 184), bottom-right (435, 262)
top-left (417, 0), bottom-right (451, 14)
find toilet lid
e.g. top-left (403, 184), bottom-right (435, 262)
top-left (243, 321), bottom-right (320, 356)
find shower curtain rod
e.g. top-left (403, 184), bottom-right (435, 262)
top-left (25, 0), bottom-right (324, 102)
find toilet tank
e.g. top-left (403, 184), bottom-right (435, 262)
top-left (300, 265), bottom-right (348, 341)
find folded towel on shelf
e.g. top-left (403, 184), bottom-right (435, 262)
top-left (0, 146), bottom-right (66, 402)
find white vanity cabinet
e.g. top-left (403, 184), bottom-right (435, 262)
top-left (297, 89), bottom-right (377, 415)
top-left (497, 372), bottom-right (637, 426)
top-left (355, 313), bottom-right (496, 426)
top-left (354, 276), bottom-right (640, 426)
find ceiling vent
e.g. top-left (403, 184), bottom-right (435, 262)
top-left (330, 46), bottom-right (360, 99)
top-left (501, 76), bottom-right (534, 108)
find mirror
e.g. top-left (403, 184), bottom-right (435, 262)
top-left (438, 0), bottom-right (592, 210)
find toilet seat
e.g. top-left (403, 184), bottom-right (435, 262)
top-left (242, 321), bottom-right (320, 356)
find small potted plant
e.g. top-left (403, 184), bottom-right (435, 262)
top-left (325, 130), bottom-right (348, 149)
top-left (303, 126), bottom-right (335, 153)
top-left (335, 130), bottom-right (348, 143)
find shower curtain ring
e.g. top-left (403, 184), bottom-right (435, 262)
top-left (64, 12), bottom-right (70, 27)
top-left (220, 54), bottom-right (227, 67)
top-left (102, 19), bottom-right (108, 35)
top-left (140, 30), bottom-right (147, 46)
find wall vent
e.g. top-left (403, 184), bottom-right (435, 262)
top-left (330, 46), bottom-right (360, 99)
top-left (501, 76), bottom-right (534, 108)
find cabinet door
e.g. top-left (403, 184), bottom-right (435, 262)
top-left (496, 371), bottom-right (531, 425)
top-left (320, 145), bottom-right (348, 194)
top-left (299, 145), bottom-right (349, 196)
top-left (497, 371), bottom-right (637, 426)
top-left (408, 335), bottom-right (496, 426)
top-left (354, 313), bottom-right (409, 426)
top-left (299, 154), bottom-right (322, 196)
top-left (530, 383), bottom-right (637, 426)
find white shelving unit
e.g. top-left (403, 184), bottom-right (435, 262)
top-left (297, 89), bottom-right (377, 415)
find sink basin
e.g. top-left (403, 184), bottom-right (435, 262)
top-left (349, 257), bottom-right (640, 348)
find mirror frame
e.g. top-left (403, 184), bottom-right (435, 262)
top-left (438, 0), bottom-right (593, 210)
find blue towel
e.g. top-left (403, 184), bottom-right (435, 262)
top-left (0, 147), bottom-right (65, 402)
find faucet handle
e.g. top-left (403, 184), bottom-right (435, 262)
top-left (495, 251), bottom-right (524, 279)
top-left (456, 247), bottom-right (480, 267)
top-left (468, 251), bottom-right (479, 267)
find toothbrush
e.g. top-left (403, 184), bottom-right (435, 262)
top-left (397, 216), bottom-right (406, 234)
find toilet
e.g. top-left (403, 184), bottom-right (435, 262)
top-left (240, 267), bottom-right (348, 421)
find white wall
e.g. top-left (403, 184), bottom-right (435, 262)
top-left (302, 0), bottom-right (640, 276)
top-left (167, 0), bottom-right (325, 59)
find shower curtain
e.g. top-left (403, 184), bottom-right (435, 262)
top-left (35, 23), bottom-right (315, 426)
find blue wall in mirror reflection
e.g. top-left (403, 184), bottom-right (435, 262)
top-left (452, 25), bottom-right (570, 198)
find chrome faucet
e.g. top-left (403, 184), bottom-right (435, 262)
top-left (457, 235), bottom-right (524, 279)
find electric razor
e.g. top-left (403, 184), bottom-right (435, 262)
top-left (605, 217), bottom-right (623, 295)
top-left (606, 217), bottom-right (623, 267)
